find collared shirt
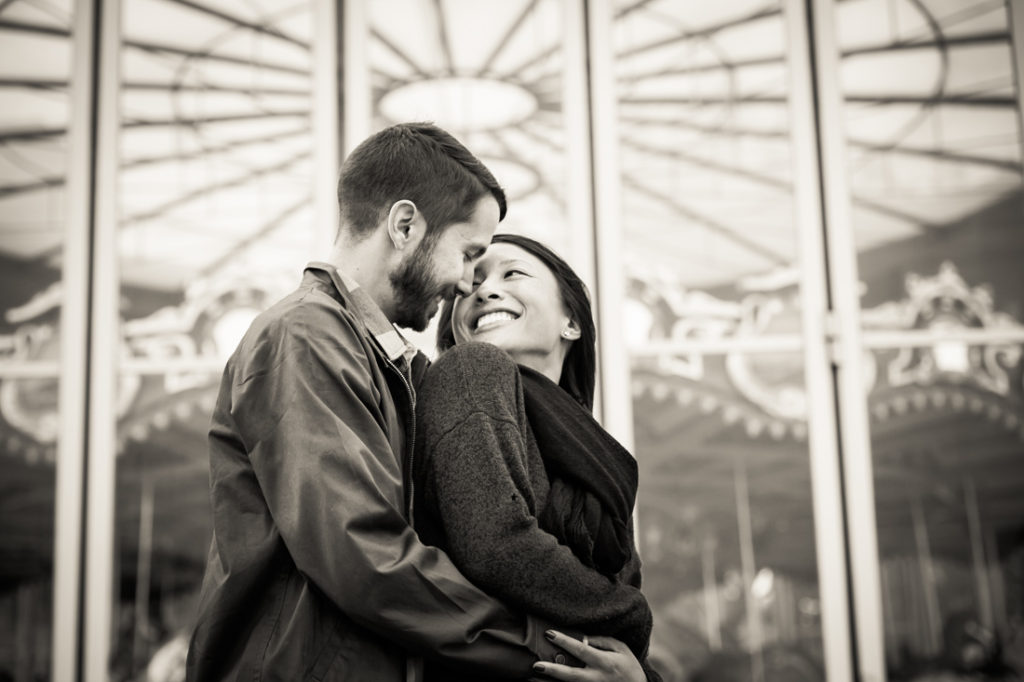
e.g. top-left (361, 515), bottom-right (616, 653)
top-left (306, 261), bottom-right (419, 370)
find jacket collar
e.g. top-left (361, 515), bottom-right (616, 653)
top-left (304, 261), bottom-right (417, 365)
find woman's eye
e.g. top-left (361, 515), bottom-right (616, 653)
top-left (504, 269), bottom-right (525, 278)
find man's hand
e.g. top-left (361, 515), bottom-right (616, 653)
top-left (530, 630), bottom-right (645, 682)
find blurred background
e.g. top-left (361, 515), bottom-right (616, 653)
top-left (1, 0), bottom-right (1023, 680)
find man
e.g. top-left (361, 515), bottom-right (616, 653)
top-left (185, 123), bottom-right (568, 680)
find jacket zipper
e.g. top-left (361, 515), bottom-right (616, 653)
top-left (382, 354), bottom-right (417, 524)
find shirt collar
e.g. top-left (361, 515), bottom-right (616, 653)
top-left (306, 261), bottom-right (418, 365)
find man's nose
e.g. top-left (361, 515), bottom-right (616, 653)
top-left (455, 265), bottom-right (475, 297)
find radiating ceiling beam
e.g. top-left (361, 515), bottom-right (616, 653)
top-left (614, 0), bottom-right (658, 20)
top-left (163, 0), bottom-right (309, 50)
top-left (0, 18), bottom-right (69, 37)
top-left (621, 117), bottom-right (1022, 172)
top-left (619, 115), bottom-right (789, 139)
top-left (0, 78), bottom-right (309, 96)
top-left (199, 194), bottom-right (309, 276)
top-left (0, 77), bottom-right (66, 89)
top-left (0, 127), bottom-right (66, 143)
top-left (122, 148), bottom-right (310, 225)
top-left (0, 126), bottom-right (311, 200)
top-left (124, 38), bottom-right (310, 76)
top-left (431, 0), bottom-right (454, 75)
top-left (125, 109), bottom-right (308, 128)
top-left (623, 54), bottom-right (784, 83)
top-left (616, 5), bottom-right (782, 60)
top-left (0, 176), bottom-right (64, 198)
top-left (370, 29), bottom-right (432, 79)
top-left (122, 80), bottom-right (309, 95)
top-left (501, 43), bottom-right (559, 81)
top-left (476, 0), bottom-right (539, 76)
top-left (0, 110), bottom-right (307, 143)
top-left (841, 31), bottom-right (1009, 57)
top-left (621, 93), bottom-right (1017, 107)
top-left (622, 135), bottom-right (790, 190)
top-left (622, 174), bottom-right (791, 266)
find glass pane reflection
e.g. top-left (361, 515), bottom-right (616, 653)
top-left (833, 0), bottom-right (1024, 677)
top-left (632, 352), bottom-right (822, 682)
top-left (112, 0), bottom-right (316, 677)
top-left (0, 0), bottom-right (74, 676)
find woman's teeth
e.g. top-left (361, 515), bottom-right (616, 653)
top-left (475, 311), bottom-right (517, 331)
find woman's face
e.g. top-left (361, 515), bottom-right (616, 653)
top-left (451, 242), bottom-right (576, 377)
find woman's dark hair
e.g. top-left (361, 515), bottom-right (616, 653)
top-left (336, 122), bottom-right (506, 243)
top-left (436, 233), bottom-right (597, 411)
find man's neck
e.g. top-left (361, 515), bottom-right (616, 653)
top-left (328, 232), bottom-right (395, 319)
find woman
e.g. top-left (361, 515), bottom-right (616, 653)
top-left (414, 233), bottom-right (660, 681)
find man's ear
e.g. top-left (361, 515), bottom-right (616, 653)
top-left (386, 200), bottom-right (419, 250)
top-left (561, 320), bottom-right (582, 340)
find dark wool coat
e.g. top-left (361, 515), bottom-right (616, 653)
top-left (414, 342), bottom-right (656, 681)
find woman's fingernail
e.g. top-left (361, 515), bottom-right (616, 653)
top-left (533, 662), bottom-right (547, 673)
top-left (544, 629), bottom-right (556, 640)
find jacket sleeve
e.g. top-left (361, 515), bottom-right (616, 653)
top-left (228, 301), bottom-right (555, 676)
top-left (421, 408), bottom-right (652, 655)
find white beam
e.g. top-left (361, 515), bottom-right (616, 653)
top-left (783, 1), bottom-right (855, 679)
top-left (82, 0), bottom-right (121, 677)
top-left (312, 0), bottom-right (340, 256)
top-left (810, 0), bottom-right (887, 678)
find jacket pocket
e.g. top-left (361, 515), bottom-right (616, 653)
top-left (306, 623), bottom-right (344, 681)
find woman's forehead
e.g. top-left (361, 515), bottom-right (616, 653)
top-left (478, 242), bottom-right (538, 267)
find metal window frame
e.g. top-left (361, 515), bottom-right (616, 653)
top-left (581, 0), bottom-right (636, 450)
top-left (782, 1), bottom-right (858, 679)
top-left (806, 0), bottom-right (888, 679)
top-left (81, 0), bottom-right (122, 677)
top-left (51, 0), bottom-right (96, 675)
top-left (313, 0), bottom-right (341, 255)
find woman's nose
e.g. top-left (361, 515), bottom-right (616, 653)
top-left (475, 278), bottom-right (501, 300)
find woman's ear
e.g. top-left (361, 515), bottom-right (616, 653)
top-left (386, 200), bottom-right (418, 250)
top-left (561, 320), bottom-right (582, 340)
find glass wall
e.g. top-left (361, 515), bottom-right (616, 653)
top-left (0, 0), bottom-right (74, 678)
top-left (3, 0), bottom-right (1023, 679)
top-left (110, 0), bottom-right (317, 677)
top-left (611, 2), bottom-right (831, 678)
top-left (831, 0), bottom-right (1024, 678)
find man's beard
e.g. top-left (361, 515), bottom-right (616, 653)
top-left (389, 238), bottom-right (449, 331)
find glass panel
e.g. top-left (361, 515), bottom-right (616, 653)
top-left (632, 351), bottom-right (823, 681)
top-left (832, 0), bottom-right (1024, 677)
top-left (111, 0), bottom-right (316, 676)
top-left (0, 0), bottom-right (74, 677)
top-left (613, 0), bottom-right (802, 343)
top-left (111, 370), bottom-right (220, 680)
top-left (610, 2), bottom-right (830, 679)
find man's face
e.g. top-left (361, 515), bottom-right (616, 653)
top-left (389, 195), bottom-right (499, 331)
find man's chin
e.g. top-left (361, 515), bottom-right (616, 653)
top-left (401, 303), bottom-right (439, 332)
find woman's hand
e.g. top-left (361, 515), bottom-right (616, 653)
top-left (530, 630), bottom-right (646, 682)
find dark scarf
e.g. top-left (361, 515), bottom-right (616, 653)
top-left (519, 366), bottom-right (638, 576)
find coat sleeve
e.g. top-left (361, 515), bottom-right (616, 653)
top-left (421, 407), bottom-right (653, 656)
top-left (227, 301), bottom-right (555, 676)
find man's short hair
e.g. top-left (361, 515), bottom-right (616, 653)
top-left (336, 122), bottom-right (507, 242)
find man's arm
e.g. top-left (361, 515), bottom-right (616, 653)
top-left (230, 303), bottom-right (556, 676)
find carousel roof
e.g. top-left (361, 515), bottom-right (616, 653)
top-left (0, 0), bottom-right (1021, 297)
